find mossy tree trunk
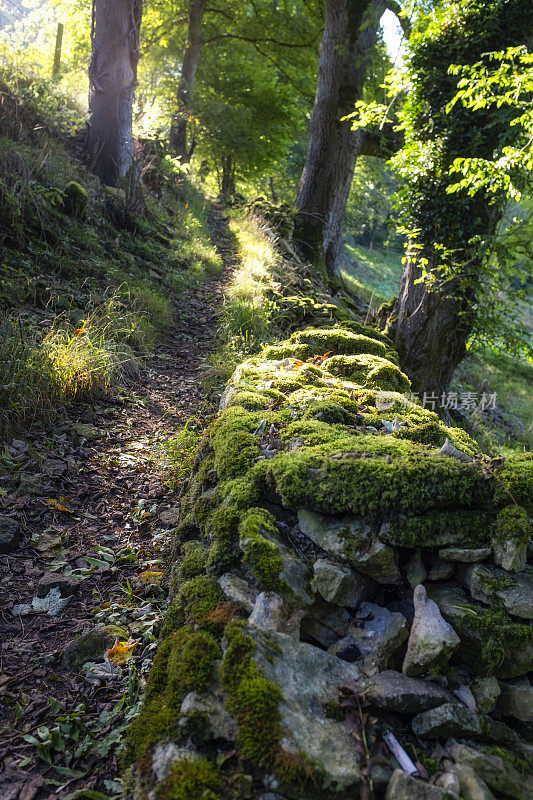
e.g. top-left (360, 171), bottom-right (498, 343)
top-left (170, 0), bottom-right (208, 162)
top-left (294, 0), bottom-right (386, 277)
top-left (88, 0), bottom-right (143, 186)
top-left (391, 0), bottom-right (533, 395)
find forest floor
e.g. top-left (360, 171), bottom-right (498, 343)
top-left (0, 209), bottom-right (236, 800)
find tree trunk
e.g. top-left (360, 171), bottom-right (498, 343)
top-left (88, 0), bottom-right (143, 186)
top-left (392, 251), bottom-right (473, 396)
top-left (294, 0), bottom-right (385, 277)
top-left (170, 0), bottom-right (207, 161)
top-left (220, 155), bottom-right (235, 197)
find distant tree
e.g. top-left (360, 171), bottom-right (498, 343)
top-left (87, 0), bottom-right (143, 185)
top-left (387, 0), bottom-right (533, 395)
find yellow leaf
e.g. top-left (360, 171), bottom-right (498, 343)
top-left (46, 498), bottom-right (71, 513)
top-left (106, 639), bottom-right (136, 665)
top-left (138, 570), bottom-right (164, 583)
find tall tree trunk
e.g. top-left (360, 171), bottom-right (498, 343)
top-left (390, 0), bottom-right (533, 396)
top-left (170, 0), bottom-right (207, 161)
top-left (88, 0), bottom-right (143, 186)
top-left (294, 0), bottom-right (384, 277)
top-left (220, 155), bottom-right (235, 197)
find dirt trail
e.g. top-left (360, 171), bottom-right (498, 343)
top-left (0, 209), bottom-right (236, 799)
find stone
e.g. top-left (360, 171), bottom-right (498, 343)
top-left (301, 597), bottom-right (352, 648)
top-left (426, 558), bottom-right (455, 582)
top-left (151, 744), bottom-right (200, 783)
top-left (453, 684), bottom-right (477, 712)
top-left (158, 507), bottom-right (180, 527)
top-left (328, 636), bottom-right (362, 662)
top-left (435, 771), bottom-right (461, 798)
top-left (246, 626), bottom-right (362, 794)
top-left (496, 676), bottom-right (533, 722)
top-left (297, 510), bottom-right (400, 583)
top-left (411, 703), bottom-right (481, 739)
top-left (36, 572), bottom-right (79, 598)
top-left (446, 762), bottom-right (497, 800)
top-left (427, 583), bottom-right (533, 679)
top-left (449, 742), bottom-right (533, 800)
top-left (62, 181), bottom-right (88, 219)
top-left (458, 564), bottom-right (533, 620)
top-left (439, 547), bottom-right (491, 563)
top-left (249, 592), bottom-right (303, 636)
top-left (179, 690), bottom-right (237, 742)
top-left (348, 602), bottom-right (408, 673)
top-left (352, 539), bottom-right (400, 585)
top-left (403, 585), bottom-right (459, 676)
top-left (470, 677), bottom-right (500, 714)
top-left (61, 626), bottom-right (115, 671)
top-left (218, 573), bottom-right (257, 613)
top-left (242, 523), bottom-right (314, 608)
top-left (406, 551), bottom-right (427, 588)
top-left (493, 535), bottom-right (527, 573)
top-left (312, 558), bottom-right (357, 605)
top-left (386, 770), bottom-right (448, 799)
top-left (0, 515), bottom-right (22, 554)
top-left (354, 671), bottom-right (453, 714)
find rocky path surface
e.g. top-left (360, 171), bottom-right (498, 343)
top-left (0, 209), bottom-right (236, 799)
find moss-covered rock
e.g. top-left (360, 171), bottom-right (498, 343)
top-left (62, 180), bottom-right (88, 219)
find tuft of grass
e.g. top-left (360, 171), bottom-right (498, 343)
top-left (161, 417), bottom-right (204, 490)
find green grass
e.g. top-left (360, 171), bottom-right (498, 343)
top-left (340, 243), bottom-right (403, 307)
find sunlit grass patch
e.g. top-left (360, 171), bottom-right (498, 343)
top-left (340, 244), bottom-right (403, 306)
top-left (160, 417), bottom-right (205, 491)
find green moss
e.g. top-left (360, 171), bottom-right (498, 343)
top-left (302, 400), bottom-right (361, 426)
top-left (493, 453), bottom-right (533, 510)
top-left (322, 701), bottom-right (346, 721)
top-left (156, 757), bottom-right (223, 800)
top-left (210, 408), bottom-right (261, 479)
top-left (384, 510), bottom-right (490, 547)
top-left (220, 621), bottom-right (282, 767)
top-left (494, 505), bottom-right (531, 546)
top-left (326, 353), bottom-right (410, 393)
top-left (123, 699), bottom-right (180, 765)
top-left (178, 541), bottom-right (208, 583)
top-left (262, 327), bottom-right (395, 362)
top-left (459, 606), bottom-right (533, 674)
top-left (62, 180), bottom-right (88, 219)
top-left (145, 636), bottom-right (174, 701)
top-left (162, 576), bottom-right (225, 637)
top-left (481, 746), bottom-right (531, 776)
top-left (167, 629), bottom-right (221, 705)
top-left (477, 569), bottom-right (516, 593)
top-left (238, 508), bottom-right (286, 592)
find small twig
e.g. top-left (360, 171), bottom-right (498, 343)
top-left (383, 731), bottom-right (418, 776)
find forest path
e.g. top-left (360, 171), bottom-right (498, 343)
top-left (0, 208), bottom-right (236, 800)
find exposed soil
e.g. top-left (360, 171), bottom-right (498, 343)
top-left (0, 208), bottom-right (236, 799)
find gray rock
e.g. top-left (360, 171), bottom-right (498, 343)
top-left (158, 507), bottom-right (180, 527)
top-left (218, 573), bottom-right (257, 613)
top-left (470, 676), bottom-right (500, 714)
top-left (412, 703), bottom-right (481, 739)
top-left (403, 585), bottom-right (459, 676)
top-left (354, 671), bottom-right (453, 714)
top-left (36, 572), bottom-right (79, 599)
top-left (152, 744), bottom-right (200, 783)
top-left (249, 592), bottom-right (303, 636)
top-left (246, 626), bottom-right (362, 794)
top-left (496, 676), bottom-right (533, 722)
top-left (386, 770), bottom-right (448, 799)
top-left (312, 558), bottom-right (358, 606)
top-left (406, 551), bottom-right (427, 588)
top-left (439, 547), bottom-right (491, 563)
top-left (493, 535), bottom-right (527, 573)
top-left (458, 564), bottom-right (533, 620)
top-left (426, 558), bottom-right (455, 582)
top-left (298, 508), bottom-right (372, 559)
top-left (435, 770), bottom-right (461, 798)
top-left (61, 626), bottom-right (115, 671)
top-left (449, 742), bottom-right (533, 800)
top-left (297, 509), bottom-right (400, 583)
top-left (328, 635), bottom-right (362, 662)
top-left (0, 515), bottom-right (21, 554)
top-left (179, 690), bottom-right (237, 742)
top-left (426, 583), bottom-right (533, 679)
top-left (301, 597), bottom-right (352, 648)
top-left (241, 523), bottom-right (314, 608)
top-left (453, 684), bottom-right (477, 712)
top-left (352, 539), bottom-right (400, 585)
top-left (446, 762), bottom-right (496, 800)
top-left (348, 602), bottom-right (408, 673)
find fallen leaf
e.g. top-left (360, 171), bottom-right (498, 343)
top-left (138, 570), bottom-right (164, 583)
top-left (32, 588), bottom-right (70, 616)
top-left (106, 639), bottom-right (136, 665)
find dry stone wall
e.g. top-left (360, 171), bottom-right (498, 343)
top-left (125, 322), bottom-right (532, 800)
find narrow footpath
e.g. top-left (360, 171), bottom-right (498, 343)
top-left (0, 209), bottom-right (237, 800)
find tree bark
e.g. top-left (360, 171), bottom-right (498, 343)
top-left (220, 155), bottom-right (236, 197)
top-left (294, 0), bottom-right (385, 277)
top-left (88, 0), bottom-right (143, 186)
top-left (170, 0), bottom-right (207, 161)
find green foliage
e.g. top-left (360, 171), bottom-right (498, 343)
top-left (238, 509), bottom-right (286, 592)
top-left (494, 505), bottom-right (531, 545)
top-left (157, 757), bottom-right (223, 800)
